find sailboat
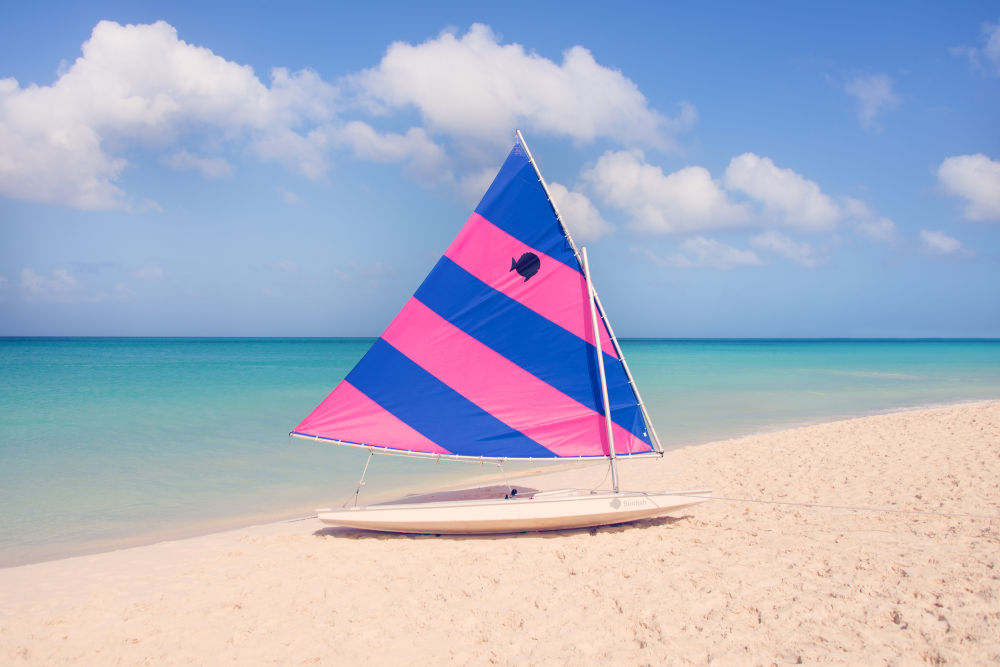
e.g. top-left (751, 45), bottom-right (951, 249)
top-left (291, 131), bottom-right (709, 534)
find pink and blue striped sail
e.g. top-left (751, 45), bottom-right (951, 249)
top-left (294, 140), bottom-right (654, 460)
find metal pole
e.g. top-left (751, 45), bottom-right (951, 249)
top-left (592, 291), bottom-right (665, 455)
top-left (581, 247), bottom-right (619, 493)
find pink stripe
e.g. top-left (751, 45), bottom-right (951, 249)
top-left (444, 213), bottom-right (618, 359)
top-left (383, 298), bottom-right (651, 457)
top-left (296, 381), bottom-right (449, 455)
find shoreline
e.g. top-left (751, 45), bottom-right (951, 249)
top-left (1, 400), bottom-right (998, 663)
top-left (3, 396), bottom-right (997, 570)
top-left (661, 394), bottom-right (1000, 446)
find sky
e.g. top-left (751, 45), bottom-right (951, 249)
top-left (1, 1), bottom-right (998, 337)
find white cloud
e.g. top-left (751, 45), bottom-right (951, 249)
top-left (586, 151), bottom-right (850, 237)
top-left (843, 73), bottom-right (899, 129)
top-left (841, 196), bottom-right (873, 220)
top-left (327, 121), bottom-right (450, 184)
top-left (246, 125), bottom-right (330, 182)
top-left (131, 265), bottom-right (164, 281)
top-left (19, 266), bottom-right (151, 302)
top-left (547, 182), bottom-right (611, 241)
top-left (0, 20), bottom-right (336, 209)
top-left (20, 268), bottom-right (81, 301)
top-left (666, 237), bottom-right (763, 270)
top-left (352, 24), bottom-right (685, 149)
top-left (458, 166), bottom-right (500, 207)
top-left (855, 217), bottom-right (897, 242)
top-left (951, 19), bottom-right (1000, 75)
top-left (750, 230), bottom-right (819, 267)
top-left (725, 153), bottom-right (841, 231)
top-left (919, 229), bottom-right (965, 255)
top-left (584, 150), bottom-right (750, 233)
top-left (333, 122), bottom-right (442, 164)
top-left (842, 196), bottom-right (898, 242)
top-left (982, 20), bottom-right (1000, 73)
top-left (938, 154), bottom-right (1000, 221)
top-left (162, 150), bottom-right (234, 179)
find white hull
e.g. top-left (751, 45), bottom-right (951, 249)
top-left (317, 488), bottom-right (711, 534)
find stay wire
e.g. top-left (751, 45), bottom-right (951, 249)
top-left (588, 459), bottom-right (613, 493)
top-left (690, 494), bottom-right (1000, 520)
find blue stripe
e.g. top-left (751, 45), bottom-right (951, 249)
top-left (345, 338), bottom-right (558, 459)
top-left (474, 145), bottom-right (579, 272)
top-left (414, 258), bottom-right (651, 446)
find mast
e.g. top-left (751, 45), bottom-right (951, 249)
top-left (515, 129), bottom-right (664, 457)
top-left (581, 246), bottom-right (619, 493)
top-left (593, 291), bottom-right (665, 455)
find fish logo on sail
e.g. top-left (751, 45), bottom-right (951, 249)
top-left (510, 252), bottom-right (540, 282)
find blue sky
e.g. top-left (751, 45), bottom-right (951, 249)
top-left (1, 1), bottom-right (998, 337)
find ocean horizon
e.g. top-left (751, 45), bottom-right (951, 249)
top-left (2, 336), bottom-right (999, 567)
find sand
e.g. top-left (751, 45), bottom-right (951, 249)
top-left (1, 401), bottom-right (998, 664)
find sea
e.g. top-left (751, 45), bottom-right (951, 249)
top-left (2, 337), bottom-right (999, 567)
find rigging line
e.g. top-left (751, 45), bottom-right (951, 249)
top-left (588, 458), bottom-right (612, 493)
top-left (686, 494), bottom-right (1000, 520)
top-left (345, 450), bottom-right (375, 508)
top-left (498, 462), bottom-right (512, 496)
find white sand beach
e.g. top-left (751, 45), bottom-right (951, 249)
top-left (1, 401), bottom-right (998, 664)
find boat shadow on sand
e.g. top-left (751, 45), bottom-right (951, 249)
top-left (311, 484), bottom-right (692, 541)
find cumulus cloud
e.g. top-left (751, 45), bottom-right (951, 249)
top-left (855, 217), bottom-right (897, 242)
top-left (725, 153), bottom-right (841, 231)
top-left (938, 154), bottom-right (1000, 221)
top-left (547, 182), bottom-right (611, 241)
top-left (0, 20), bottom-right (695, 213)
top-left (0, 20), bottom-right (336, 209)
top-left (20, 268), bottom-right (81, 301)
top-left (583, 150), bottom-right (750, 233)
top-left (919, 229), bottom-right (965, 256)
top-left (664, 237), bottom-right (763, 270)
top-left (842, 196), bottom-right (898, 242)
top-left (351, 24), bottom-right (686, 149)
top-left (18, 266), bottom-right (153, 302)
top-left (750, 230), bottom-right (819, 267)
top-left (327, 121), bottom-right (450, 183)
top-left (584, 151), bottom-right (852, 238)
top-left (950, 18), bottom-right (1000, 75)
top-left (843, 73), bottom-right (899, 128)
top-left (162, 150), bottom-right (234, 179)
top-left (457, 166), bottom-right (501, 206)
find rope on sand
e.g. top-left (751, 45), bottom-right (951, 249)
top-left (689, 495), bottom-right (1000, 520)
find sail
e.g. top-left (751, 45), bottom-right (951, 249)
top-left (293, 137), bottom-right (655, 460)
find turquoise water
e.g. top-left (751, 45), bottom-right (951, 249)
top-left (2, 337), bottom-right (999, 566)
